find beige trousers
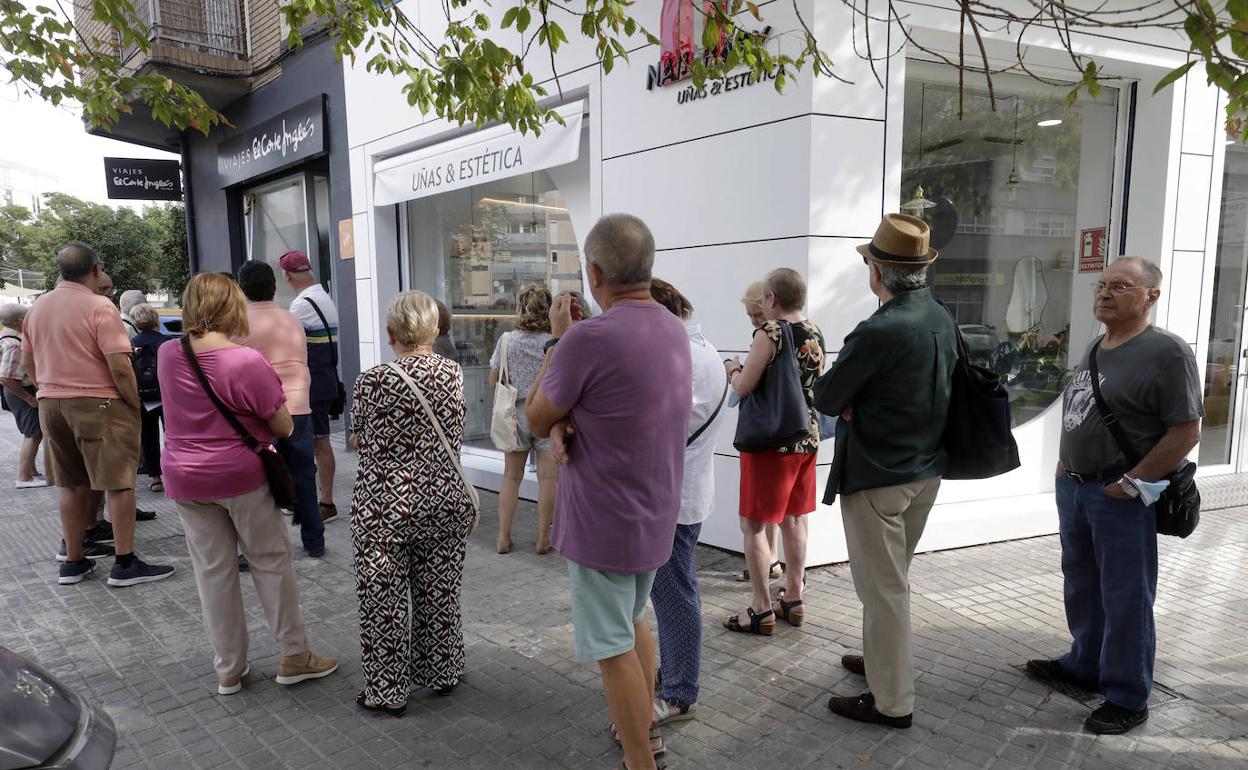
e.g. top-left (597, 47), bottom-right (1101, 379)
top-left (840, 476), bottom-right (941, 717)
top-left (177, 484), bottom-right (309, 680)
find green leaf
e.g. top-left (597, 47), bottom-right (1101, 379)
top-left (1153, 60), bottom-right (1197, 95)
top-left (1231, 0), bottom-right (1248, 21)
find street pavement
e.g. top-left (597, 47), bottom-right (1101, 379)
top-left (0, 418), bottom-right (1245, 769)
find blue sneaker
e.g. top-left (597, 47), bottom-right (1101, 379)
top-left (55, 540), bottom-right (116, 562)
top-left (107, 558), bottom-right (175, 587)
top-left (58, 559), bottom-right (96, 585)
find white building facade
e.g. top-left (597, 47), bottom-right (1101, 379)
top-left (342, 1), bottom-right (1239, 564)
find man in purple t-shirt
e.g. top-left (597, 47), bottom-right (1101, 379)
top-left (528, 214), bottom-right (692, 770)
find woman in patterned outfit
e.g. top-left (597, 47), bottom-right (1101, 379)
top-left (350, 291), bottom-right (476, 715)
top-left (722, 267), bottom-right (825, 636)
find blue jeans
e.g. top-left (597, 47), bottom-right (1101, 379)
top-left (1056, 475), bottom-right (1158, 711)
top-left (650, 523), bottom-right (702, 706)
top-left (278, 415), bottom-right (324, 555)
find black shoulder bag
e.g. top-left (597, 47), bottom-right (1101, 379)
top-left (733, 320), bottom-right (812, 452)
top-left (304, 296), bottom-right (347, 418)
top-left (940, 306), bottom-right (1021, 480)
top-left (1088, 341), bottom-right (1200, 538)
top-left (180, 337), bottom-right (297, 510)
top-left (687, 376), bottom-right (729, 447)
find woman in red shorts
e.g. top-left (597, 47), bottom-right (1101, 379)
top-left (722, 267), bottom-right (824, 635)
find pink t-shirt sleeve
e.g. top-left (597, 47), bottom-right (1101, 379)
top-left (539, 325), bottom-right (592, 411)
top-left (219, 349), bottom-right (287, 421)
top-left (92, 303), bottom-right (133, 356)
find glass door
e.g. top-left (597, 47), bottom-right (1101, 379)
top-left (1200, 141), bottom-right (1248, 472)
top-left (242, 170), bottom-right (332, 307)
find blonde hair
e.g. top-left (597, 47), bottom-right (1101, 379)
top-left (182, 273), bottom-right (249, 338)
top-left (516, 284), bottom-right (553, 332)
top-left (741, 281), bottom-right (765, 309)
top-left (130, 303), bottom-right (160, 331)
top-left (765, 268), bottom-right (806, 312)
top-left (387, 291), bottom-right (439, 348)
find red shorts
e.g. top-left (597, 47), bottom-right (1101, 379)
top-left (739, 451), bottom-right (817, 524)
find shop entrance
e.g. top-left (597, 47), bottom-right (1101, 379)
top-left (241, 170), bottom-right (334, 304)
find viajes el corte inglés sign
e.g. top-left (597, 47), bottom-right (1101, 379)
top-left (104, 158), bottom-right (182, 201)
top-left (372, 101), bottom-right (584, 207)
top-left (216, 96), bottom-right (326, 187)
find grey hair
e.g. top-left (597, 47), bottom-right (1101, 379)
top-left (58, 241), bottom-right (100, 282)
top-left (129, 303), bottom-right (160, 331)
top-left (119, 289), bottom-right (147, 314)
top-left (0, 303), bottom-right (27, 328)
top-left (584, 213), bottom-right (655, 286)
top-left (1112, 256), bottom-right (1163, 288)
top-left (876, 262), bottom-right (929, 293)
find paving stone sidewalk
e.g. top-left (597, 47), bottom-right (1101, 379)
top-left (0, 419), bottom-right (1245, 769)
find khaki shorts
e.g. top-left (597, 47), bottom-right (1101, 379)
top-left (39, 397), bottom-right (140, 491)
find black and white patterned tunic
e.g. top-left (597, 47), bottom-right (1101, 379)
top-left (349, 353), bottom-right (475, 704)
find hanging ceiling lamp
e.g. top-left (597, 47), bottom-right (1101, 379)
top-left (902, 84), bottom-right (936, 216)
top-left (1002, 96), bottom-right (1025, 203)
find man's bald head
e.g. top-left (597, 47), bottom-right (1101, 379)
top-left (57, 242), bottom-right (101, 283)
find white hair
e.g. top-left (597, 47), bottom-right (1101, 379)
top-left (120, 289), bottom-right (147, 314)
top-left (0, 303), bottom-right (27, 328)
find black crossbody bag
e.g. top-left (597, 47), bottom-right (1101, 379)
top-left (1088, 341), bottom-right (1200, 538)
top-left (180, 337), bottom-right (297, 510)
top-left (304, 297), bottom-right (346, 418)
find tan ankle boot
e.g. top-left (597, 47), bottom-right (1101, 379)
top-left (276, 651), bottom-right (338, 686)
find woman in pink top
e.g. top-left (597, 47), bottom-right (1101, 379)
top-left (158, 273), bottom-right (337, 696)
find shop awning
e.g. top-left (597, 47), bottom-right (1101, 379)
top-left (373, 100), bottom-right (584, 207)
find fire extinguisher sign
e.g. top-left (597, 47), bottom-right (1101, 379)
top-left (1079, 227), bottom-right (1108, 273)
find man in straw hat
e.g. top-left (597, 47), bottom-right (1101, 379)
top-left (813, 213), bottom-right (957, 728)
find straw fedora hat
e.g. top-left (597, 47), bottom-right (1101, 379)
top-left (856, 213), bottom-right (939, 266)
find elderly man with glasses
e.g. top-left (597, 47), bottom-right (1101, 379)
top-left (1026, 256), bottom-right (1201, 735)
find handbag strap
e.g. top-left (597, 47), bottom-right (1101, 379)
top-left (1087, 340), bottom-right (1142, 467)
top-left (498, 332), bottom-right (511, 386)
top-left (180, 336), bottom-right (264, 451)
top-left (386, 360), bottom-right (481, 513)
top-left (687, 375), bottom-right (729, 447)
top-left (303, 296), bottom-right (338, 369)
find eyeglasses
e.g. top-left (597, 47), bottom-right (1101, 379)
top-left (1094, 282), bottom-right (1148, 295)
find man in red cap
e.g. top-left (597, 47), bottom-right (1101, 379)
top-left (278, 250), bottom-right (342, 522)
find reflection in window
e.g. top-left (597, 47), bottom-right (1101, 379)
top-left (406, 171), bottom-right (584, 445)
top-left (901, 62), bottom-right (1118, 426)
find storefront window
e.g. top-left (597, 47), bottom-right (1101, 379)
top-left (901, 61), bottom-right (1119, 426)
top-left (1200, 140), bottom-right (1248, 466)
top-left (406, 171), bottom-right (584, 446)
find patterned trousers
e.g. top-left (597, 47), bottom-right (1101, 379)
top-left (353, 516), bottom-right (471, 706)
top-left (650, 522), bottom-right (703, 706)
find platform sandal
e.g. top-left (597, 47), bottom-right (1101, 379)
top-left (772, 593), bottom-right (805, 627)
top-left (609, 722), bottom-right (666, 757)
top-left (722, 607), bottom-right (775, 635)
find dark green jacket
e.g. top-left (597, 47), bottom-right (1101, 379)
top-left (813, 288), bottom-right (957, 503)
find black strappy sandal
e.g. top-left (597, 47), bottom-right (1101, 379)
top-left (773, 594), bottom-right (805, 627)
top-left (722, 607), bottom-right (776, 635)
top-left (356, 691), bottom-right (407, 717)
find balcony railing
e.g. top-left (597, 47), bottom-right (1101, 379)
top-left (122, 0), bottom-right (248, 63)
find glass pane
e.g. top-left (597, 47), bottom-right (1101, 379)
top-left (1200, 141), bottom-right (1248, 465)
top-left (901, 62), bottom-right (1118, 427)
top-left (314, 174), bottom-right (333, 295)
top-left (406, 171), bottom-right (585, 447)
top-left (245, 177), bottom-right (306, 307)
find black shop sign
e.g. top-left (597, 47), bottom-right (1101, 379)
top-left (216, 96), bottom-right (326, 187)
top-left (104, 158), bottom-right (182, 201)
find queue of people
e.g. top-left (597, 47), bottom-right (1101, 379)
top-left (5, 207), bottom-right (1201, 764)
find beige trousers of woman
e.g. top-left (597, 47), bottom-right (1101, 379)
top-left (177, 484), bottom-right (309, 679)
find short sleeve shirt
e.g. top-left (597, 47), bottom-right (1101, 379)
top-left (157, 344), bottom-right (287, 501)
top-left (759, 319), bottom-right (825, 454)
top-left (489, 330), bottom-right (552, 399)
top-left (290, 284), bottom-right (340, 402)
top-left (0, 330), bottom-right (28, 384)
top-left (1060, 327), bottom-right (1204, 474)
top-left (540, 301), bottom-right (692, 573)
top-left (22, 282), bottom-right (132, 399)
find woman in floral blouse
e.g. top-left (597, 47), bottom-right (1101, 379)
top-left (722, 268), bottom-right (825, 636)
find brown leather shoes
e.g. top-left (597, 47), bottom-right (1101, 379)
top-left (828, 692), bottom-right (912, 728)
top-left (276, 651), bottom-right (338, 686)
top-left (842, 654), bottom-right (866, 676)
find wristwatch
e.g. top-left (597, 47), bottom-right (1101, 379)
top-left (1116, 476), bottom-right (1141, 499)
top-left (543, 337), bottom-right (560, 354)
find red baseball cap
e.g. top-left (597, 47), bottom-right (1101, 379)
top-left (278, 250), bottom-right (312, 273)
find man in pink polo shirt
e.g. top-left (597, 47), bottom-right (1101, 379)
top-left (235, 260), bottom-right (325, 556)
top-left (22, 242), bottom-right (175, 587)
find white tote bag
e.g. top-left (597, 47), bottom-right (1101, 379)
top-left (490, 333), bottom-right (524, 452)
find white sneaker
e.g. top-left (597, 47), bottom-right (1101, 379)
top-left (15, 479), bottom-right (50, 489)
